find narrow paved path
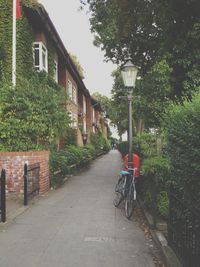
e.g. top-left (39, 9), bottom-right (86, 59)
top-left (0, 150), bottom-right (155, 267)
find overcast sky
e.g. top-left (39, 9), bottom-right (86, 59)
top-left (39, 0), bottom-right (117, 97)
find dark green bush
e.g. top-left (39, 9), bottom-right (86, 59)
top-left (102, 138), bottom-right (111, 152)
top-left (140, 156), bottom-right (170, 219)
top-left (90, 132), bottom-right (100, 152)
top-left (165, 94), bottom-right (200, 206)
top-left (90, 131), bottom-right (110, 154)
top-left (141, 156), bottom-right (170, 184)
top-left (49, 144), bottom-right (97, 188)
top-left (117, 132), bottom-right (159, 158)
top-left (0, 74), bottom-right (69, 151)
top-left (133, 133), bottom-right (158, 158)
top-left (64, 128), bottom-right (77, 146)
top-left (82, 144), bottom-right (96, 159)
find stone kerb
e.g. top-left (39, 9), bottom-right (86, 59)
top-left (0, 151), bottom-right (49, 194)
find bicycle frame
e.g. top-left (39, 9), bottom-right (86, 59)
top-left (114, 168), bottom-right (138, 219)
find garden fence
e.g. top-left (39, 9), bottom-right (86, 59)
top-left (24, 163), bottom-right (40, 206)
top-left (168, 187), bottom-right (200, 267)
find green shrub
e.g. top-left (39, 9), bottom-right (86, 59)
top-left (90, 131), bottom-right (109, 154)
top-left (0, 74), bottom-right (69, 151)
top-left (117, 132), bottom-right (159, 158)
top-left (49, 144), bottom-right (97, 187)
top-left (139, 156), bottom-right (170, 217)
top-left (82, 144), bottom-right (96, 159)
top-left (102, 138), bottom-right (111, 152)
top-left (141, 156), bottom-right (170, 185)
top-left (65, 146), bottom-right (84, 165)
top-left (90, 132), bottom-right (100, 152)
top-left (165, 94), bottom-right (200, 206)
top-left (64, 128), bottom-right (77, 146)
top-left (133, 133), bottom-right (158, 159)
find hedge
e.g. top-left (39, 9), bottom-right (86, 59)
top-left (49, 143), bottom-right (109, 188)
top-left (165, 93), bottom-right (200, 207)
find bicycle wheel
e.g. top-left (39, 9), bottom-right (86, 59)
top-left (113, 176), bottom-right (125, 207)
top-left (125, 182), bottom-right (136, 219)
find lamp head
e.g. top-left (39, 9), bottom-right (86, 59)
top-left (121, 60), bottom-right (138, 87)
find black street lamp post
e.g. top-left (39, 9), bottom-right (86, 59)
top-left (121, 60), bottom-right (138, 174)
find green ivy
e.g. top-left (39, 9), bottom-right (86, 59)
top-left (0, 73), bottom-right (70, 151)
top-left (89, 131), bottom-right (110, 154)
top-left (64, 128), bottom-right (77, 146)
top-left (0, 0), bottom-right (35, 80)
top-left (0, 0), bottom-right (13, 79)
top-left (48, 40), bottom-right (56, 78)
top-left (0, 0), bottom-right (56, 81)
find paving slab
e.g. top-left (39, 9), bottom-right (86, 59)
top-left (0, 150), bottom-right (156, 267)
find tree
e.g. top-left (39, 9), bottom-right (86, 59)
top-left (69, 53), bottom-right (85, 79)
top-left (134, 58), bottom-right (172, 129)
top-left (92, 92), bottom-right (110, 114)
top-left (81, 0), bottom-right (162, 73)
top-left (81, 0), bottom-right (200, 101)
top-left (110, 59), bottom-right (172, 136)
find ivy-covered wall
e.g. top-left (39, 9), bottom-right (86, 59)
top-left (0, 0), bottom-right (56, 81)
top-left (0, 0), bottom-right (36, 80)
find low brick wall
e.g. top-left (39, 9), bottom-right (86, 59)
top-left (0, 151), bottom-right (49, 194)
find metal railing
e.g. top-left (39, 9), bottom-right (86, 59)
top-left (0, 169), bottom-right (6, 222)
top-left (24, 163), bottom-right (40, 206)
top-left (168, 187), bottom-right (200, 267)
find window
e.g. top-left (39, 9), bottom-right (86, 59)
top-left (33, 42), bottom-right (48, 72)
top-left (83, 95), bottom-right (86, 114)
top-left (73, 85), bottom-right (77, 104)
top-left (69, 112), bottom-right (78, 128)
top-left (68, 80), bottom-right (72, 99)
top-left (83, 118), bottom-right (86, 132)
top-left (53, 60), bottom-right (58, 82)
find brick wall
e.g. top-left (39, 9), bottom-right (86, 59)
top-left (0, 151), bottom-right (49, 194)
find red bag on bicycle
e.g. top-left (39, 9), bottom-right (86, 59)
top-left (124, 154), bottom-right (140, 177)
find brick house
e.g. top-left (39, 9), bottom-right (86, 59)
top-left (23, 3), bottom-right (107, 146)
top-left (0, 2), bottom-right (108, 146)
top-left (0, 2), bottom-right (109, 194)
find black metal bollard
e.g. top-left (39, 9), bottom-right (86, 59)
top-left (24, 164), bottom-right (28, 206)
top-left (0, 169), bottom-right (6, 222)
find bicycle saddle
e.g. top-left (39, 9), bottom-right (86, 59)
top-left (120, 170), bottom-right (129, 175)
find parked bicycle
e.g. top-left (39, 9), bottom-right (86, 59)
top-left (114, 168), bottom-right (137, 219)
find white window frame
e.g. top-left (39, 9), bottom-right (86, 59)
top-left (33, 42), bottom-right (48, 73)
top-left (83, 95), bottom-right (86, 114)
top-left (73, 85), bottom-right (77, 104)
top-left (53, 60), bottom-right (58, 82)
top-left (72, 113), bottom-right (78, 128)
top-left (83, 117), bottom-right (87, 132)
top-left (68, 80), bottom-right (73, 100)
top-left (69, 111), bottom-right (78, 128)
